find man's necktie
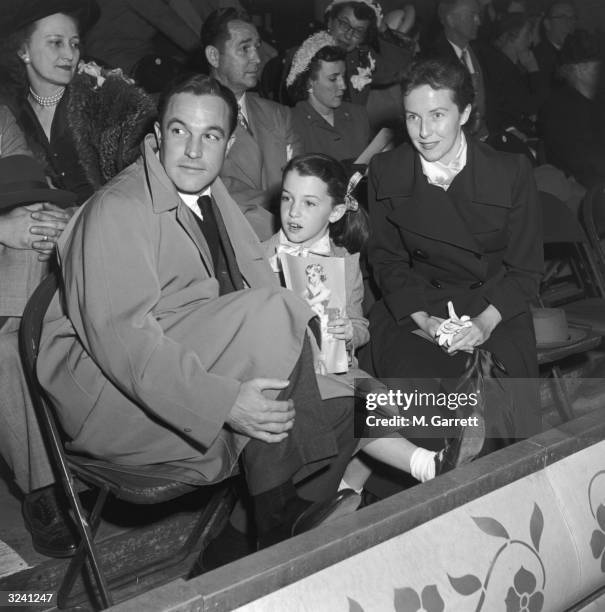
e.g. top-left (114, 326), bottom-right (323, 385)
top-left (237, 105), bottom-right (253, 136)
top-left (197, 195), bottom-right (244, 295)
top-left (460, 47), bottom-right (475, 74)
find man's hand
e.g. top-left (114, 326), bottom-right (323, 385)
top-left (226, 378), bottom-right (295, 443)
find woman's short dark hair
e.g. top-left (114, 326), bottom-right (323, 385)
top-left (326, 1), bottom-right (379, 50)
top-left (282, 153), bottom-right (369, 254)
top-left (157, 73), bottom-right (238, 136)
top-left (400, 56), bottom-right (475, 113)
top-left (288, 45), bottom-right (346, 104)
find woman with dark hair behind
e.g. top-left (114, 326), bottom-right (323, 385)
top-left (362, 55), bottom-right (543, 456)
top-left (287, 32), bottom-right (371, 169)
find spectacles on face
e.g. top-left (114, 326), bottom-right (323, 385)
top-left (334, 17), bottom-right (367, 40)
top-left (549, 13), bottom-right (577, 22)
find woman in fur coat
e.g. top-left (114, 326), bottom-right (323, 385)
top-left (0, 0), bottom-right (156, 205)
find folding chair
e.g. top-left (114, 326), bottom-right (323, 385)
top-left (537, 192), bottom-right (605, 421)
top-left (540, 191), bottom-right (605, 329)
top-left (19, 271), bottom-right (233, 609)
top-left (579, 182), bottom-right (605, 277)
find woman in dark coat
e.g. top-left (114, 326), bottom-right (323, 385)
top-left (363, 56), bottom-right (543, 444)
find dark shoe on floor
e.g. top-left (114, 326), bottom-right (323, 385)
top-left (189, 522), bottom-right (256, 577)
top-left (434, 420), bottom-right (485, 476)
top-left (291, 489), bottom-right (361, 537)
top-left (22, 486), bottom-right (78, 558)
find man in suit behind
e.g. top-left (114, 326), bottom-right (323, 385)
top-left (202, 8), bottom-right (302, 240)
top-left (534, 1), bottom-right (577, 92)
top-left (424, 0), bottom-right (488, 139)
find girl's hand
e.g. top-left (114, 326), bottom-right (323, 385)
top-left (327, 317), bottom-right (354, 343)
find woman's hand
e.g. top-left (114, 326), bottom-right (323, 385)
top-left (411, 311), bottom-right (446, 342)
top-left (447, 304), bottom-right (502, 354)
top-left (0, 203), bottom-right (72, 261)
top-left (327, 316), bottom-right (354, 343)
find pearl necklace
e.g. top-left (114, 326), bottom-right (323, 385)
top-left (29, 87), bottom-right (65, 107)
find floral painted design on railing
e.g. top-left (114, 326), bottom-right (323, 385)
top-left (347, 504), bottom-right (546, 611)
top-left (588, 470), bottom-right (605, 572)
top-left (448, 504), bottom-right (546, 611)
top-left (504, 566), bottom-right (544, 612)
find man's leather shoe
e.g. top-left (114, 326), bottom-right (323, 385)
top-left (22, 486), bottom-right (78, 558)
top-left (190, 523), bottom-right (256, 577)
top-left (291, 489), bottom-right (361, 537)
top-left (435, 420), bottom-right (485, 476)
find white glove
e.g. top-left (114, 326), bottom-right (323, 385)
top-left (435, 301), bottom-right (472, 347)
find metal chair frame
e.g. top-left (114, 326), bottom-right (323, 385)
top-left (19, 271), bottom-right (231, 609)
top-left (538, 192), bottom-right (605, 422)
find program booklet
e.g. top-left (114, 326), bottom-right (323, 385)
top-left (279, 253), bottom-right (348, 374)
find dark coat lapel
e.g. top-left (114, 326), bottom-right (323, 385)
top-left (384, 140), bottom-right (513, 254)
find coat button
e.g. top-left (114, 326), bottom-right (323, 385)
top-left (470, 280), bottom-right (484, 289)
top-left (183, 427), bottom-right (192, 433)
top-left (430, 278), bottom-right (442, 289)
top-left (413, 249), bottom-right (429, 260)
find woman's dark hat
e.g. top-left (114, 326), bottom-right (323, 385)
top-left (0, 155), bottom-right (76, 211)
top-left (0, 0), bottom-right (100, 38)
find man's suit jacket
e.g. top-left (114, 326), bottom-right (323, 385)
top-left (220, 93), bottom-right (302, 241)
top-left (424, 32), bottom-right (488, 139)
top-left (37, 134), bottom-right (329, 483)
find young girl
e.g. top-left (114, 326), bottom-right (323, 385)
top-left (263, 153), bottom-right (481, 491)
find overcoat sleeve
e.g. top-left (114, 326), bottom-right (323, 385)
top-left (59, 186), bottom-right (242, 450)
top-left (367, 154), bottom-right (431, 323)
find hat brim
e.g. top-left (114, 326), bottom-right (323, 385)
top-left (536, 325), bottom-right (589, 350)
top-left (0, 0), bottom-right (99, 38)
top-left (0, 188), bottom-right (76, 211)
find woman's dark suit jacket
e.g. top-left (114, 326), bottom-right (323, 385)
top-left (362, 139), bottom-right (543, 439)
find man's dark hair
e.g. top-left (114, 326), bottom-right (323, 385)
top-left (288, 45), bottom-right (346, 103)
top-left (546, 0), bottom-right (575, 19)
top-left (201, 7), bottom-right (252, 51)
top-left (157, 73), bottom-right (238, 137)
top-left (438, 0), bottom-right (463, 23)
top-left (401, 55), bottom-right (475, 113)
